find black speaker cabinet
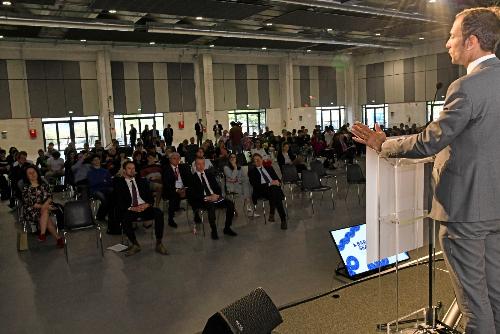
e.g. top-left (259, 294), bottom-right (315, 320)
top-left (202, 287), bottom-right (283, 334)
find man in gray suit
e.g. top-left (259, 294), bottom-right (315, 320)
top-left (352, 7), bottom-right (500, 334)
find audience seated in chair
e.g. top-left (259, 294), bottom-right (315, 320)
top-left (113, 161), bottom-right (168, 256)
top-left (162, 152), bottom-right (191, 229)
top-left (187, 157), bottom-right (237, 240)
top-left (45, 151), bottom-right (65, 184)
top-left (224, 153), bottom-right (257, 217)
top-left (191, 148), bottom-right (213, 173)
top-left (21, 166), bottom-right (64, 248)
top-left (140, 152), bottom-right (163, 207)
top-left (8, 151), bottom-right (32, 208)
top-left (0, 149), bottom-right (11, 201)
top-left (277, 142), bottom-right (307, 173)
top-left (87, 155), bottom-right (113, 221)
top-left (248, 153), bottom-right (287, 230)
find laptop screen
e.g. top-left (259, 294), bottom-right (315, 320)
top-left (330, 224), bottom-right (410, 278)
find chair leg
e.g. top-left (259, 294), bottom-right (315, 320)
top-left (335, 176), bottom-right (339, 194)
top-left (310, 192), bottom-right (314, 214)
top-left (63, 231), bottom-right (69, 263)
top-left (345, 185), bottom-right (350, 201)
top-left (262, 201), bottom-right (267, 224)
top-left (331, 189), bottom-right (335, 210)
top-left (357, 184), bottom-right (361, 205)
top-left (96, 225), bottom-right (104, 257)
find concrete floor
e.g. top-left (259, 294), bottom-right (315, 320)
top-left (0, 166), bottom-right (370, 334)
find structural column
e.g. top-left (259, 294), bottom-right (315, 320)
top-left (345, 57), bottom-right (358, 124)
top-left (279, 56), bottom-right (294, 130)
top-left (96, 48), bottom-right (114, 146)
top-left (197, 54), bottom-right (215, 140)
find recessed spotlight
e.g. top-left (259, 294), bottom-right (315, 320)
top-left (2, 1), bottom-right (12, 6)
top-left (80, 39), bottom-right (87, 42)
top-left (0, 35), bottom-right (3, 39)
top-left (209, 44), bottom-right (215, 48)
top-left (265, 23), bottom-right (273, 26)
top-left (68, 110), bottom-right (74, 114)
top-left (109, 9), bottom-right (117, 14)
top-left (327, 28), bottom-right (333, 32)
top-left (419, 37), bottom-right (425, 40)
top-left (196, 16), bottom-right (203, 20)
top-left (261, 47), bottom-right (267, 50)
top-left (306, 49), bottom-right (311, 52)
top-left (375, 33), bottom-right (381, 36)
top-left (428, 0), bottom-right (436, 3)
top-left (149, 41), bottom-right (156, 45)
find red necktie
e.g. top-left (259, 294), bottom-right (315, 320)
top-left (174, 167), bottom-right (179, 180)
top-left (131, 180), bottom-right (139, 207)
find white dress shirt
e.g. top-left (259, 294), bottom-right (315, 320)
top-left (467, 54), bottom-right (497, 75)
top-left (195, 171), bottom-right (215, 196)
top-left (125, 177), bottom-right (145, 207)
top-left (171, 164), bottom-right (184, 189)
top-left (257, 166), bottom-right (272, 185)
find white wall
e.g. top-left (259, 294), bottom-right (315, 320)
top-left (0, 118), bottom-right (44, 160)
top-left (388, 102), bottom-right (427, 127)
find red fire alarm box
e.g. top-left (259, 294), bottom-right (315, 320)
top-left (29, 129), bottom-right (37, 138)
top-left (178, 120), bottom-right (184, 129)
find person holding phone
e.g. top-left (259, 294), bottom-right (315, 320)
top-left (22, 166), bottom-right (63, 248)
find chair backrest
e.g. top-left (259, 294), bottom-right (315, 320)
top-left (301, 170), bottom-right (322, 189)
top-left (281, 164), bottom-right (299, 183)
top-left (346, 164), bottom-right (365, 184)
top-left (309, 160), bottom-right (326, 177)
top-left (64, 200), bottom-right (94, 230)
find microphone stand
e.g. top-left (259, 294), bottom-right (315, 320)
top-left (429, 83), bottom-right (443, 122)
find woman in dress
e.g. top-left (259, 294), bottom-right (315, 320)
top-left (22, 166), bottom-right (63, 247)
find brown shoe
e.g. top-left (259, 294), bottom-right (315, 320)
top-left (155, 243), bottom-right (169, 255)
top-left (125, 244), bottom-right (141, 257)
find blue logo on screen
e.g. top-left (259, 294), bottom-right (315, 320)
top-left (337, 226), bottom-right (361, 251)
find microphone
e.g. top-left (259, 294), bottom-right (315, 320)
top-left (430, 82), bottom-right (443, 122)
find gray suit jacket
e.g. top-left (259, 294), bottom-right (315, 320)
top-left (381, 57), bottom-right (500, 222)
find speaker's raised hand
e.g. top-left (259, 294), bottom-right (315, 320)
top-left (351, 122), bottom-right (387, 152)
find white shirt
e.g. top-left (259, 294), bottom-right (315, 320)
top-left (257, 166), bottom-right (272, 185)
top-left (467, 54), bottom-right (497, 75)
top-left (171, 164), bottom-right (184, 189)
top-left (195, 171), bottom-right (215, 196)
top-left (125, 177), bottom-right (145, 207)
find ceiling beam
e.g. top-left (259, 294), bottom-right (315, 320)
top-left (0, 15), bottom-right (135, 31)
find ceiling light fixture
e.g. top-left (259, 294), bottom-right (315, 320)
top-left (149, 41), bottom-right (156, 45)
top-left (0, 15), bottom-right (135, 31)
top-left (266, 23), bottom-right (273, 26)
top-left (2, 1), bottom-right (12, 6)
top-left (375, 33), bottom-right (381, 36)
top-left (109, 9), bottom-right (117, 14)
top-left (209, 44), bottom-right (215, 48)
top-left (419, 37), bottom-right (425, 40)
top-left (0, 35), bottom-right (3, 39)
top-left (306, 49), bottom-right (311, 52)
top-left (261, 47), bottom-right (267, 50)
top-left (196, 16), bottom-right (203, 20)
top-left (80, 39), bottom-right (86, 42)
top-left (326, 28), bottom-right (333, 32)
top-left (147, 24), bottom-right (403, 49)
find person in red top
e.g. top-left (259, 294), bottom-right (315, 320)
top-left (140, 152), bottom-right (163, 207)
top-left (229, 122), bottom-right (243, 154)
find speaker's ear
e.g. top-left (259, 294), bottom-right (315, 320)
top-left (202, 288), bottom-right (283, 334)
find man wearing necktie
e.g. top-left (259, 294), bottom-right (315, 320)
top-left (248, 153), bottom-right (287, 230)
top-left (187, 157), bottom-right (237, 240)
top-left (162, 152), bottom-right (191, 228)
top-left (113, 161), bottom-right (168, 256)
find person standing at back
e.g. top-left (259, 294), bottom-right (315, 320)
top-left (213, 120), bottom-right (223, 142)
top-left (129, 124), bottom-right (137, 149)
top-left (163, 124), bottom-right (174, 147)
top-left (352, 7), bottom-right (500, 334)
top-left (195, 119), bottom-right (204, 146)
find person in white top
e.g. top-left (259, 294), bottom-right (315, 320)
top-left (191, 147), bottom-right (213, 173)
top-left (45, 151), bottom-right (65, 184)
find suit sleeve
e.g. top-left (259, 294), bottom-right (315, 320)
top-left (381, 80), bottom-right (472, 159)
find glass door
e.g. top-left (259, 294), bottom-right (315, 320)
top-left (114, 114), bottom-right (164, 146)
top-left (57, 123), bottom-right (71, 152)
top-left (228, 109), bottom-right (266, 134)
top-left (123, 119), bottom-right (140, 146)
top-left (42, 116), bottom-right (101, 152)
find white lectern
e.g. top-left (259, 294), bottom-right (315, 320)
top-left (366, 146), bottom-right (438, 333)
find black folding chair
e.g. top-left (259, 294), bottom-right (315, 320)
top-left (63, 200), bottom-right (104, 263)
top-left (309, 159), bottom-right (338, 194)
top-left (301, 170), bottom-right (335, 214)
top-left (281, 164), bottom-right (301, 203)
top-left (345, 163), bottom-right (366, 205)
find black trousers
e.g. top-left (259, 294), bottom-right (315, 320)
top-left (253, 185), bottom-right (286, 222)
top-left (122, 206), bottom-right (165, 244)
top-left (0, 174), bottom-right (10, 200)
top-left (196, 133), bottom-right (203, 146)
top-left (194, 199), bottom-right (234, 231)
top-left (92, 188), bottom-right (113, 220)
top-left (165, 138), bottom-right (173, 147)
top-left (167, 193), bottom-right (181, 222)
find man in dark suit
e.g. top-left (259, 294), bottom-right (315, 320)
top-left (187, 157), bottom-right (237, 240)
top-left (213, 120), bottom-right (223, 141)
top-left (195, 119), bottom-right (204, 146)
top-left (248, 153), bottom-right (287, 230)
top-left (352, 8), bottom-right (500, 333)
top-left (162, 152), bottom-right (191, 228)
top-left (113, 160), bottom-right (168, 256)
top-left (129, 124), bottom-right (137, 149)
top-left (163, 124), bottom-right (174, 147)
